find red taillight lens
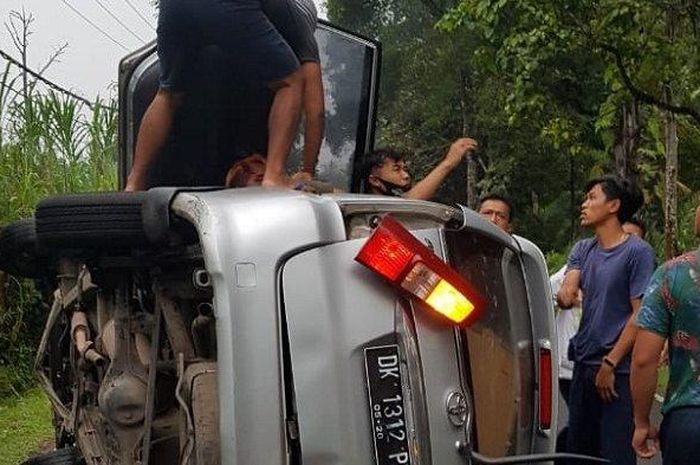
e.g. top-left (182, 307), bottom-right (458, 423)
top-left (355, 215), bottom-right (485, 325)
top-left (355, 228), bottom-right (415, 281)
top-left (538, 346), bottom-right (552, 430)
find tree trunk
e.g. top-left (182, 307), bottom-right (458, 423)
top-left (457, 66), bottom-right (478, 209)
top-left (663, 10), bottom-right (679, 260)
top-left (613, 99), bottom-right (641, 181)
top-left (663, 88), bottom-right (679, 260)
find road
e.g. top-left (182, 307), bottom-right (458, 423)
top-left (557, 392), bottom-right (663, 465)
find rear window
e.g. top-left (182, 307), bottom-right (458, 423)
top-left (446, 231), bottom-right (535, 456)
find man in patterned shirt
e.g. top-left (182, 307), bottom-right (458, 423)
top-left (631, 204), bottom-right (700, 464)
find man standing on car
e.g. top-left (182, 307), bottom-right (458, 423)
top-left (631, 203), bottom-right (700, 465)
top-left (556, 175), bottom-right (656, 465)
top-left (478, 194), bottom-right (513, 232)
top-left (362, 138), bottom-right (478, 201)
top-left (125, 0), bottom-right (323, 191)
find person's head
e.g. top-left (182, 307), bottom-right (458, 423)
top-left (622, 217), bottom-right (645, 239)
top-left (478, 194), bottom-right (514, 232)
top-left (363, 148), bottom-right (412, 196)
top-left (225, 153), bottom-right (266, 188)
top-left (581, 175), bottom-right (643, 229)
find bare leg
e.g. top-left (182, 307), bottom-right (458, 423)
top-left (125, 90), bottom-right (183, 191)
top-left (262, 68), bottom-right (304, 188)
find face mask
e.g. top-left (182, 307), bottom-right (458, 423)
top-left (375, 177), bottom-right (411, 197)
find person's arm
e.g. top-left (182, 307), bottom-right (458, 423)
top-left (125, 90), bottom-right (182, 191)
top-left (594, 298), bottom-right (642, 402)
top-left (556, 269), bottom-right (581, 309)
top-left (596, 244), bottom-right (658, 402)
top-left (404, 137), bottom-right (477, 201)
top-left (299, 61), bottom-right (324, 179)
top-left (631, 329), bottom-right (665, 458)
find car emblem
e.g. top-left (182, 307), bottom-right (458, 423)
top-left (445, 391), bottom-right (468, 427)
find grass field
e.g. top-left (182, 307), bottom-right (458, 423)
top-left (0, 388), bottom-right (54, 465)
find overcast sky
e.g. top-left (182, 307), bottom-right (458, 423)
top-left (0, 0), bottom-right (327, 100)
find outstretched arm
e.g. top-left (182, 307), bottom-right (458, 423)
top-left (126, 90), bottom-right (183, 191)
top-left (404, 137), bottom-right (477, 201)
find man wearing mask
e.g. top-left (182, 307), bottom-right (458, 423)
top-left (362, 138), bottom-right (477, 201)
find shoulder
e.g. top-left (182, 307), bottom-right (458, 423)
top-left (626, 236), bottom-right (656, 258)
top-left (573, 238), bottom-right (597, 253)
top-left (663, 250), bottom-right (699, 274)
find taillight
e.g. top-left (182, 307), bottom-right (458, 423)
top-left (538, 344), bottom-right (552, 431)
top-left (355, 215), bottom-right (485, 325)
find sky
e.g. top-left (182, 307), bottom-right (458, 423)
top-left (0, 0), bottom-right (327, 101)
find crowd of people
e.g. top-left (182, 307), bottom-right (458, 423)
top-left (127, 3), bottom-right (698, 464)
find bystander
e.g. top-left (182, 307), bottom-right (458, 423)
top-left (631, 203), bottom-right (700, 464)
top-left (556, 175), bottom-right (655, 465)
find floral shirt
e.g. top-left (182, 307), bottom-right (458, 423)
top-left (637, 250), bottom-right (700, 414)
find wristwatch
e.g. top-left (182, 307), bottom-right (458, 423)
top-left (602, 356), bottom-right (617, 369)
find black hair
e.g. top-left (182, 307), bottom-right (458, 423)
top-left (361, 148), bottom-right (407, 191)
top-left (478, 194), bottom-right (514, 222)
top-left (585, 175), bottom-right (643, 223)
top-left (624, 216), bottom-right (646, 238)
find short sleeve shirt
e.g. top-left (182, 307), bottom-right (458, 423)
top-left (637, 250), bottom-right (700, 413)
top-left (566, 235), bottom-right (656, 372)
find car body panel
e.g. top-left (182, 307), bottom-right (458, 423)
top-left (171, 189), bottom-right (347, 465)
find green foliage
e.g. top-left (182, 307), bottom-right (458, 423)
top-left (0, 61), bottom-right (117, 395)
top-left (327, 0), bottom-right (700, 262)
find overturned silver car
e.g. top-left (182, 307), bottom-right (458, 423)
top-left (0, 21), bottom-right (606, 465)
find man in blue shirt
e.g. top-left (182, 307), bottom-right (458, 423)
top-left (557, 175), bottom-right (656, 465)
top-left (631, 203), bottom-right (700, 464)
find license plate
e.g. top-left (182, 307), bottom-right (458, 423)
top-left (364, 345), bottom-right (412, 465)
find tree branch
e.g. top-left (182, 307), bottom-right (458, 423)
top-left (600, 43), bottom-right (700, 125)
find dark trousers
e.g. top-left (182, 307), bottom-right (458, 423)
top-left (659, 406), bottom-right (700, 465)
top-left (566, 364), bottom-right (635, 465)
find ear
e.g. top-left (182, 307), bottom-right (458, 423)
top-left (607, 198), bottom-right (621, 215)
top-left (368, 174), bottom-right (383, 189)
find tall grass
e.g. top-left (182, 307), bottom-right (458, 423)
top-left (0, 63), bottom-right (117, 394)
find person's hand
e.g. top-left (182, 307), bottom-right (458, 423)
top-left (291, 171), bottom-right (313, 185)
top-left (443, 137), bottom-right (478, 169)
top-left (595, 363), bottom-right (618, 402)
top-left (632, 424), bottom-right (659, 459)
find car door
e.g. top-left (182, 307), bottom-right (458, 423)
top-left (117, 21), bottom-right (380, 191)
top-left (443, 206), bottom-right (558, 459)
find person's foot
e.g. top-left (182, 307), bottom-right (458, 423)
top-left (261, 175), bottom-right (292, 188)
top-left (124, 173), bottom-right (146, 191)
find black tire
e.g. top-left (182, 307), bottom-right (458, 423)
top-left (36, 192), bottom-right (148, 250)
top-left (20, 447), bottom-right (82, 465)
top-left (0, 218), bottom-right (39, 278)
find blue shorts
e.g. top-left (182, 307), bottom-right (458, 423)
top-left (157, 0), bottom-right (300, 92)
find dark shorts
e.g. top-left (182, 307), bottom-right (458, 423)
top-left (262, 0), bottom-right (319, 63)
top-left (157, 0), bottom-right (300, 92)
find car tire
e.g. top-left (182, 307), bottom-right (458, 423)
top-left (35, 192), bottom-right (149, 250)
top-left (20, 447), bottom-right (82, 465)
top-left (0, 218), bottom-right (39, 278)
